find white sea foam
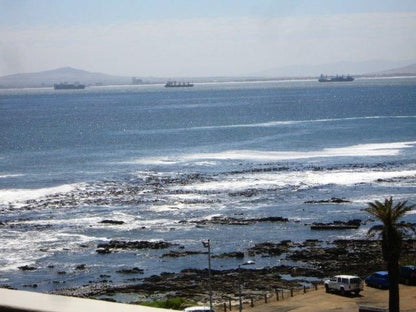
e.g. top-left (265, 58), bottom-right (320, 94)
top-left (177, 169), bottom-right (416, 193)
top-left (0, 174), bottom-right (24, 179)
top-left (0, 183), bottom-right (83, 205)
top-left (133, 141), bottom-right (416, 165)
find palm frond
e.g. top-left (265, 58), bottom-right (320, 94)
top-left (367, 224), bottom-right (384, 238)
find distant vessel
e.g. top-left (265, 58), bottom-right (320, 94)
top-left (165, 81), bottom-right (194, 88)
top-left (54, 82), bottom-right (85, 90)
top-left (318, 74), bottom-right (354, 82)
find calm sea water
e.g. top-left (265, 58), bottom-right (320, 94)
top-left (0, 78), bottom-right (416, 293)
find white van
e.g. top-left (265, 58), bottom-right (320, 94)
top-left (183, 307), bottom-right (215, 312)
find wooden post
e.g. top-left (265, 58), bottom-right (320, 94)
top-left (250, 297), bottom-right (254, 307)
top-left (228, 298), bottom-right (232, 311)
top-left (314, 284), bottom-right (318, 291)
top-left (304, 285), bottom-right (306, 293)
top-left (290, 288), bottom-right (294, 297)
top-left (276, 289), bottom-right (279, 301)
top-left (264, 294), bottom-right (267, 303)
top-left (224, 302), bottom-right (227, 312)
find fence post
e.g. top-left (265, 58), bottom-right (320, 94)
top-left (228, 298), bottom-right (232, 311)
top-left (250, 297), bottom-right (254, 307)
top-left (276, 289), bottom-right (279, 301)
top-left (304, 286), bottom-right (306, 293)
top-left (264, 294), bottom-right (267, 303)
top-left (314, 283), bottom-right (318, 291)
top-left (223, 302), bottom-right (227, 312)
top-left (290, 288), bottom-right (294, 297)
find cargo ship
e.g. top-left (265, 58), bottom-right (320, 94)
top-left (165, 81), bottom-right (194, 88)
top-left (318, 74), bottom-right (354, 82)
top-left (54, 82), bottom-right (85, 90)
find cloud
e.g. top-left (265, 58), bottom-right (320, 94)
top-left (1, 12), bottom-right (415, 76)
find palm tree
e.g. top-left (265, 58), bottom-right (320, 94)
top-left (365, 197), bottom-right (415, 312)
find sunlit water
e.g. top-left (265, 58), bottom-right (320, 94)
top-left (0, 78), bottom-right (415, 292)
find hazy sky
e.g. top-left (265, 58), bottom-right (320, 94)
top-left (1, 0), bottom-right (416, 77)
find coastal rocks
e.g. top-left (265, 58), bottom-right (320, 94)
top-left (287, 239), bottom-right (384, 277)
top-left (310, 219), bottom-right (362, 230)
top-left (213, 251), bottom-right (244, 259)
top-left (96, 240), bottom-right (173, 254)
top-left (50, 238), bottom-right (416, 304)
top-left (161, 250), bottom-right (204, 258)
top-left (248, 241), bottom-right (292, 257)
top-left (116, 267), bottom-right (144, 274)
top-left (186, 216), bottom-right (288, 226)
top-left (75, 264), bottom-right (87, 270)
top-left (304, 197), bottom-right (351, 204)
top-left (18, 265), bottom-right (37, 271)
top-left (99, 220), bottom-right (125, 225)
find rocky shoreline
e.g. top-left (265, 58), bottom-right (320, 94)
top-left (50, 238), bottom-right (416, 305)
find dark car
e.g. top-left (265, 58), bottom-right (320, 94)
top-left (399, 265), bottom-right (416, 285)
top-left (365, 271), bottom-right (389, 289)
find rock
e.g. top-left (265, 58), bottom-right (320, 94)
top-left (18, 265), bottom-right (37, 271)
top-left (305, 197), bottom-right (351, 204)
top-left (97, 240), bottom-right (173, 251)
top-left (75, 264), bottom-right (87, 270)
top-left (99, 220), bottom-right (125, 225)
top-left (311, 219), bottom-right (361, 230)
top-left (96, 248), bottom-right (112, 254)
top-left (248, 241), bottom-right (291, 256)
top-left (213, 251), bottom-right (244, 259)
top-left (187, 216), bottom-right (288, 226)
top-left (116, 267), bottom-right (144, 274)
top-left (161, 250), bottom-right (204, 258)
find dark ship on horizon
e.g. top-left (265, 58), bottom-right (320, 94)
top-left (318, 74), bottom-right (354, 82)
top-left (54, 82), bottom-right (85, 90)
top-left (165, 81), bottom-right (194, 88)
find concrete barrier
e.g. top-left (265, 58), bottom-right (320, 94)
top-left (0, 288), bottom-right (171, 312)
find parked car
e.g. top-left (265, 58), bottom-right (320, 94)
top-left (324, 275), bottom-right (363, 296)
top-left (183, 307), bottom-right (215, 312)
top-left (365, 271), bottom-right (389, 289)
top-left (399, 265), bottom-right (416, 285)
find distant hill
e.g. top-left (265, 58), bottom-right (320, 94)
top-left (253, 60), bottom-right (415, 78)
top-left (0, 67), bottom-right (134, 88)
top-left (366, 63), bottom-right (416, 76)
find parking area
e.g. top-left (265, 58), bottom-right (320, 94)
top-left (244, 284), bottom-right (416, 312)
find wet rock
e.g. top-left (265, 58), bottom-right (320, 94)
top-left (305, 197), bottom-right (351, 204)
top-left (116, 267), bottom-right (144, 274)
top-left (97, 240), bottom-right (173, 251)
top-left (161, 250), bottom-right (204, 258)
top-left (76, 264), bottom-right (87, 270)
top-left (96, 248), bottom-right (112, 254)
top-left (311, 219), bottom-right (361, 230)
top-left (99, 220), bottom-right (125, 225)
top-left (248, 241), bottom-right (292, 257)
top-left (18, 265), bottom-right (37, 271)
top-left (188, 216), bottom-right (288, 226)
top-left (213, 251), bottom-right (244, 259)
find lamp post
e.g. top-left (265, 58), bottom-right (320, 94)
top-left (202, 239), bottom-right (213, 311)
top-left (238, 265), bottom-right (242, 312)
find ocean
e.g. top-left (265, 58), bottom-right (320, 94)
top-left (0, 77), bottom-right (415, 294)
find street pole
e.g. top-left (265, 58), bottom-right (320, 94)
top-left (203, 239), bottom-right (213, 311)
top-left (238, 265), bottom-right (242, 312)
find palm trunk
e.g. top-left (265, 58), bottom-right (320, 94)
top-left (388, 257), bottom-right (400, 312)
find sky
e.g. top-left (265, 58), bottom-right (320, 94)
top-left (1, 0), bottom-right (416, 77)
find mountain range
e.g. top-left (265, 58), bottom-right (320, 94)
top-left (253, 60), bottom-right (416, 77)
top-left (1, 61), bottom-right (416, 89)
top-left (0, 67), bottom-right (132, 88)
